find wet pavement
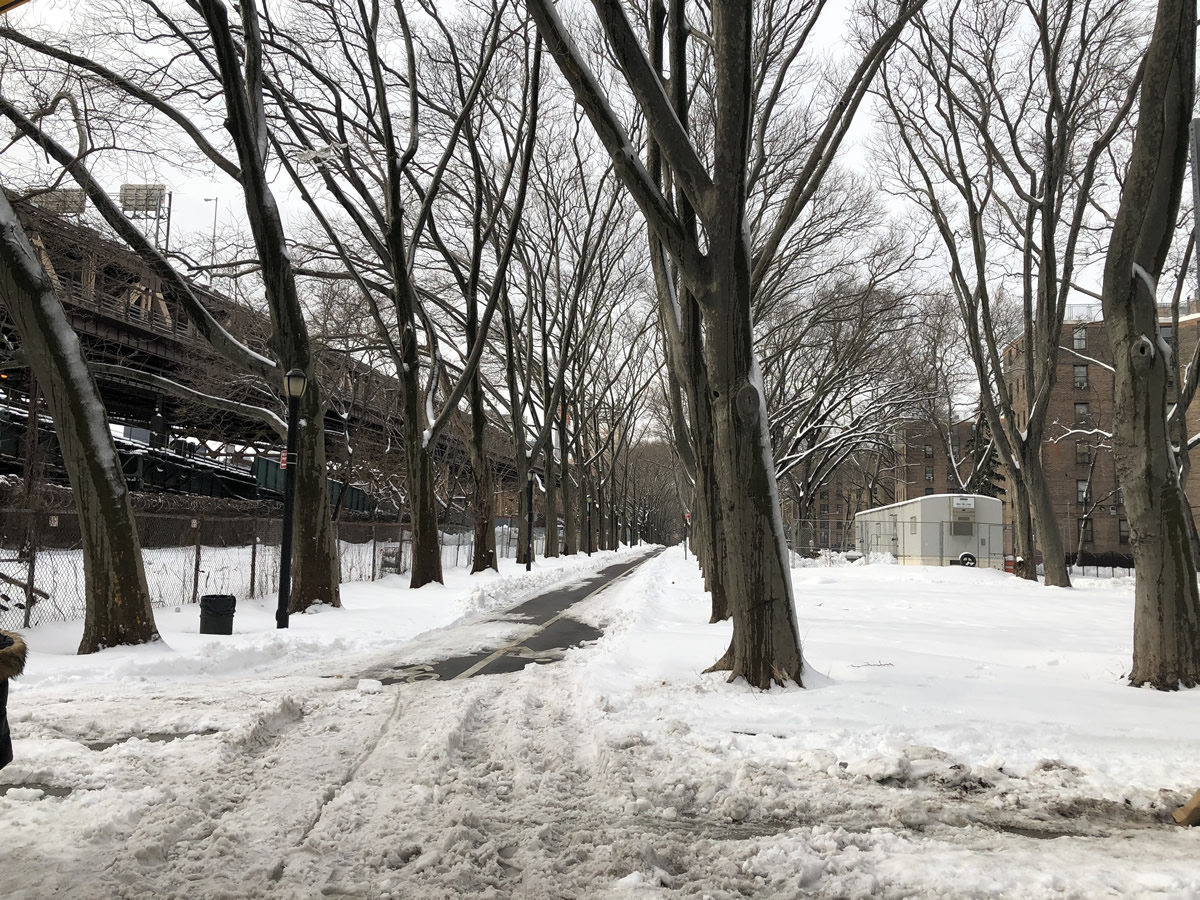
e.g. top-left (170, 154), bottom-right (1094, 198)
top-left (376, 553), bottom-right (656, 684)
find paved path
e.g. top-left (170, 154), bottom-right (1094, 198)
top-left (369, 551), bottom-right (658, 684)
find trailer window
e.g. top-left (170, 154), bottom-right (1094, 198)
top-left (951, 520), bottom-right (974, 537)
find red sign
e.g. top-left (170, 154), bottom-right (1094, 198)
top-left (684, 513), bottom-right (691, 523)
top-left (280, 451), bottom-right (288, 470)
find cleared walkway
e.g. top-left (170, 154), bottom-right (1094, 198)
top-left (372, 551), bottom-right (659, 683)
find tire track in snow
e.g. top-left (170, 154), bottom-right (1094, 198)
top-left (74, 687), bottom-right (397, 900)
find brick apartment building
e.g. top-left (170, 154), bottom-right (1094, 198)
top-left (1003, 310), bottom-right (1200, 559)
top-left (785, 419), bottom-right (979, 553)
top-left (893, 418), bottom-right (978, 502)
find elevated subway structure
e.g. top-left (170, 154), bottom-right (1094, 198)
top-left (0, 197), bottom-right (525, 517)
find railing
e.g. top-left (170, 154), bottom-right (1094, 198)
top-left (53, 280), bottom-right (205, 348)
top-left (0, 510), bottom-right (552, 630)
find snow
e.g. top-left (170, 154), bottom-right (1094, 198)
top-left (1132, 262), bottom-right (1158, 301)
top-left (3, 549), bottom-right (1199, 898)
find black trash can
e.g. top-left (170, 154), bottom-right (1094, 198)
top-left (199, 594), bottom-right (237, 635)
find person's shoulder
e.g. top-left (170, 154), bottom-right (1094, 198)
top-left (0, 631), bottom-right (26, 679)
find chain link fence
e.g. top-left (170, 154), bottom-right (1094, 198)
top-left (0, 509), bottom-right (551, 630)
top-left (787, 518), bottom-right (1009, 569)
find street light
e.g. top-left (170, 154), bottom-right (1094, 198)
top-left (585, 495), bottom-right (592, 556)
top-left (203, 197), bottom-right (218, 285)
top-left (276, 367), bottom-right (307, 629)
top-left (525, 472), bottom-right (534, 572)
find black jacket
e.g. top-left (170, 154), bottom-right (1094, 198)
top-left (0, 630), bottom-right (27, 771)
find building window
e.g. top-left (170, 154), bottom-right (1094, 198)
top-left (1076, 479), bottom-right (1091, 504)
top-left (1073, 325), bottom-right (1088, 350)
top-left (1119, 519), bottom-right (1129, 544)
top-left (1074, 402), bottom-right (1090, 424)
top-left (925, 466), bottom-right (934, 481)
top-left (924, 487), bottom-right (934, 496)
top-left (1116, 487), bottom-right (1124, 507)
top-left (835, 504), bottom-right (841, 514)
top-left (1162, 325), bottom-right (1176, 354)
top-left (924, 444), bottom-right (934, 458)
top-left (1081, 518), bottom-right (1094, 543)
top-left (1075, 442), bottom-right (1092, 465)
top-left (820, 491), bottom-right (828, 500)
top-left (820, 503), bottom-right (828, 514)
top-left (1073, 364), bottom-right (1088, 389)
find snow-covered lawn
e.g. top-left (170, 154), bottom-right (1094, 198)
top-left (2, 547), bottom-right (1198, 898)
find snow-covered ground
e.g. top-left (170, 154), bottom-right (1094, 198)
top-left (2, 548), bottom-right (1198, 898)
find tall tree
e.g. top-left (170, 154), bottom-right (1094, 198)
top-left (527, 0), bottom-right (925, 686)
top-left (2, 0), bottom-right (344, 611)
top-left (262, 1), bottom-right (541, 587)
top-left (877, 0), bottom-right (1145, 586)
top-left (1099, 0), bottom-right (1199, 688)
top-left (0, 190), bottom-right (158, 652)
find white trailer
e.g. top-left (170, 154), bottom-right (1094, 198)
top-left (854, 494), bottom-right (1004, 568)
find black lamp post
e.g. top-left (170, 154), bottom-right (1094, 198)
top-left (276, 367), bottom-right (307, 629)
top-left (525, 472), bottom-right (534, 572)
top-left (585, 495), bottom-right (592, 556)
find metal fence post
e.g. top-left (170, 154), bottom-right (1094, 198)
top-left (191, 517), bottom-right (202, 604)
top-left (23, 510), bottom-right (39, 628)
top-left (249, 518), bottom-right (258, 599)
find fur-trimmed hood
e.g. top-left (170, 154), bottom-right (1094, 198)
top-left (0, 631), bottom-right (26, 680)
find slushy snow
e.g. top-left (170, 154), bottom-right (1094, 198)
top-left (2, 548), bottom-right (1198, 898)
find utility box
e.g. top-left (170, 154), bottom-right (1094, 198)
top-left (854, 494), bottom-right (1004, 568)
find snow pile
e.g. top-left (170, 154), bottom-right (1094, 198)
top-left (13, 547), bottom-right (645, 689)
top-left (792, 549), bottom-right (896, 568)
top-left (3, 546), bottom-right (1199, 898)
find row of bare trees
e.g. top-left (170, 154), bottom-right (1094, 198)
top-left (2, 0), bottom-right (1193, 690)
top-left (874, 0), bottom-right (1200, 687)
top-left (0, 0), bottom-right (667, 651)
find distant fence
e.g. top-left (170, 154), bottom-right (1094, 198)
top-left (1065, 550), bottom-right (1135, 578)
top-left (0, 510), bottom-right (550, 630)
top-left (788, 518), bottom-right (1007, 569)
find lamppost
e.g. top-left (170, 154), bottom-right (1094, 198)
top-left (585, 494), bottom-right (592, 556)
top-left (203, 197), bottom-right (218, 285)
top-left (276, 368), bottom-right (307, 629)
top-left (526, 472), bottom-right (534, 572)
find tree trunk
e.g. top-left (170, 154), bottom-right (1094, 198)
top-left (291, 383), bottom-right (340, 610)
top-left (0, 193), bottom-right (158, 652)
top-left (1023, 450), bottom-right (1071, 587)
top-left (515, 452), bottom-right (531, 565)
top-left (1100, 0), bottom-right (1199, 689)
top-left (405, 383), bottom-right (443, 588)
top-left (543, 444), bottom-right (560, 558)
top-left (597, 482), bottom-right (607, 551)
top-left (470, 458), bottom-right (497, 574)
top-left (561, 415), bottom-right (577, 555)
top-left (468, 410), bottom-right (498, 574)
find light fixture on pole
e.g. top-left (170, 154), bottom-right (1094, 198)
top-left (203, 197), bottom-right (218, 285)
top-left (276, 367), bottom-right (307, 629)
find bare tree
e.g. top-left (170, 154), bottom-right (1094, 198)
top-left (1099, 0), bottom-right (1199, 689)
top-left (877, 0), bottom-right (1146, 586)
top-left (2, 0), bottom-right (345, 611)
top-left (0, 189), bottom-right (158, 652)
top-left (527, 0), bottom-right (926, 687)
top-left (261, 0), bottom-right (541, 588)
